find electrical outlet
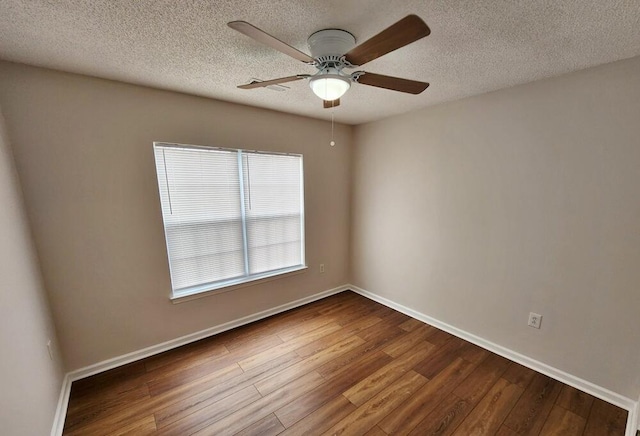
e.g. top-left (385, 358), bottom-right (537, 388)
top-left (46, 340), bottom-right (54, 360)
top-left (319, 264), bottom-right (325, 273)
top-left (528, 312), bottom-right (542, 329)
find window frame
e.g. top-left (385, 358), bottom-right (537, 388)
top-left (153, 142), bottom-right (307, 302)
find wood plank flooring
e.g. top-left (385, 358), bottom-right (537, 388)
top-left (64, 291), bottom-right (628, 435)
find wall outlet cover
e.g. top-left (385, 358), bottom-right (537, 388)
top-left (528, 312), bottom-right (542, 329)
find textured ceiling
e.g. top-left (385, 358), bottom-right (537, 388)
top-left (0, 0), bottom-right (639, 125)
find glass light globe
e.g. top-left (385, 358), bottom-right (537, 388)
top-left (309, 75), bottom-right (350, 101)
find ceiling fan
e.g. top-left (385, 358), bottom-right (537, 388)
top-left (228, 15), bottom-right (431, 108)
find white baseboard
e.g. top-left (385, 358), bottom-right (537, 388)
top-left (50, 373), bottom-right (71, 436)
top-left (49, 284), bottom-right (349, 436)
top-left (632, 395), bottom-right (640, 435)
top-left (626, 396), bottom-right (639, 436)
top-left (348, 284), bottom-right (638, 436)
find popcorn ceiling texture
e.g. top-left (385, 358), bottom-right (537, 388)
top-left (0, 0), bottom-right (639, 124)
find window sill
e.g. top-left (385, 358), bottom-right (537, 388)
top-left (170, 265), bottom-right (308, 304)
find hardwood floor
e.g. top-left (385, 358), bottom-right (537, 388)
top-left (64, 291), bottom-right (628, 435)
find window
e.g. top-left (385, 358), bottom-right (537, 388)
top-left (153, 142), bottom-right (305, 299)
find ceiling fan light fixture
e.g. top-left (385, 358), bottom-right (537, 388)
top-left (309, 74), bottom-right (350, 101)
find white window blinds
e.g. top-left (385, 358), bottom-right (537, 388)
top-left (153, 143), bottom-right (305, 297)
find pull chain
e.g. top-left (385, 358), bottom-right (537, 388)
top-left (330, 111), bottom-right (335, 147)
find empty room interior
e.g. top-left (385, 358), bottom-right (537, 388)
top-left (1, 1), bottom-right (639, 435)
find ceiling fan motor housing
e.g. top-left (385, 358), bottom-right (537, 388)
top-left (308, 29), bottom-right (356, 60)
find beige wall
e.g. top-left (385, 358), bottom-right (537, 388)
top-left (1, 53), bottom-right (638, 408)
top-left (0, 106), bottom-right (63, 434)
top-left (0, 61), bottom-right (351, 370)
top-left (351, 56), bottom-right (640, 399)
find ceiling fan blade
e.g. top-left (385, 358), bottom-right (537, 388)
top-left (356, 72), bottom-right (429, 94)
top-left (238, 75), bottom-right (310, 90)
top-left (344, 15), bottom-right (430, 66)
top-left (228, 21), bottom-right (315, 64)
top-left (323, 98), bottom-right (340, 109)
